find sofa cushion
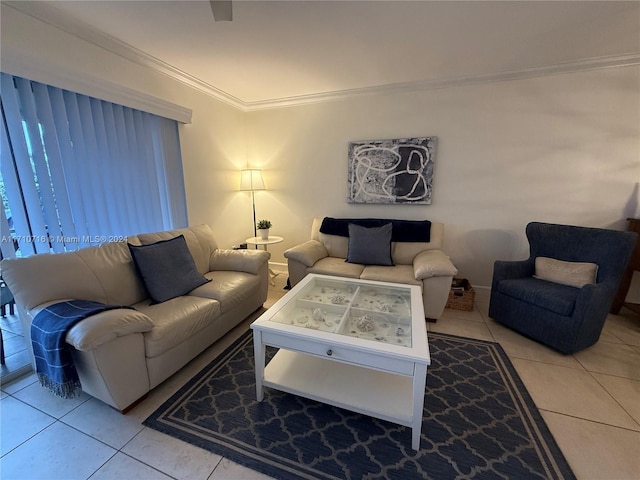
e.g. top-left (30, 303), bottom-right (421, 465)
top-left (318, 232), bottom-right (350, 259)
top-left (190, 271), bottom-right (262, 313)
top-left (534, 257), bottom-right (598, 288)
top-left (128, 235), bottom-right (210, 304)
top-left (134, 296), bottom-right (221, 358)
top-left (360, 265), bottom-right (421, 286)
top-left (497, 277), bottom-right (578, 316)
top-left (391, 242), bottom-right (428, 265)
top-left (308, 257), bottom-right (365, 279)
top-left (346, 223), bottom-right (393, 266)
top-left (75, 240), bottom-right (148, 306)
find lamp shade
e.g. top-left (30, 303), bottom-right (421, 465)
top-left (239, 169), bottom-right (265, 191)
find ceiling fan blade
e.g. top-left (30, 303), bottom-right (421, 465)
top-left (210, 1), bottom-right (232, 22)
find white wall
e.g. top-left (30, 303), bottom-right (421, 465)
top-left (247, 67), bottom-right (640, 286)
top-left (3, 5), bottom-right (639, 288)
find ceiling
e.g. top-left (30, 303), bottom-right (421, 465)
top-left (7, 1), bottom-right (640, 109)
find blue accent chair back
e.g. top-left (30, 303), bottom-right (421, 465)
top-left (489, 222), bottom-right (638, 354)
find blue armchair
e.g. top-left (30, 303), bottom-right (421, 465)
top-left (489, 222), bottom-right (637, 354)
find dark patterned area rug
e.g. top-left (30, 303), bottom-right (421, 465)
top-left (144, 330), bottom-right (575, 480)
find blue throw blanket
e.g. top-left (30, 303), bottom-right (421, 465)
top-left (31, 300), bottom-right (128, 399)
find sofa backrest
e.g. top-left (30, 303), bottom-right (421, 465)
top-left (1, 224), bottom-right (219, 312)
top-left (310, 217), bottom-right (444, 265)
top-left (1, 239), bottom-right (147, 311)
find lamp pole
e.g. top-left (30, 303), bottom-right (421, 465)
top-left (240, 168), bottom-right (265, 245)
top-left (251, 189), bottom-right (257, 238)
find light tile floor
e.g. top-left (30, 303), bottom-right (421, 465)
top-left (2, 275), bottom-right (639, 480)
top-left (0, 309), bottom-right (31, 383)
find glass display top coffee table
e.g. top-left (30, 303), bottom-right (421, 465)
top-left (251, 274), bottom-right (430, 450)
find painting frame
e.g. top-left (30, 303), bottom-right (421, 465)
top-left (347, 136), bottom-right (437, 205)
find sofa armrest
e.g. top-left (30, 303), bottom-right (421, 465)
top-left (66, 308), bottom-right (154, 351)
top-left (284, 240), bottom-right (328, 268)
top-left (413, 250), bottom-right (458, 280)
top-left (209, 249), bottom-right (270, 275)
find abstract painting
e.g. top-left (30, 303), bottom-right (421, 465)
top-left (347, 137), bottom-right (436, 204)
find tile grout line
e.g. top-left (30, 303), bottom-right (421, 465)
top-left (538, 407), bottom-right (640, 434)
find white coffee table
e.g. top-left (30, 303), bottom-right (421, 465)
top-left (251, 273), bottom-right (430, 450)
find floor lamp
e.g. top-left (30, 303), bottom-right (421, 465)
top-left (239, 169), bottom-right (265, 238)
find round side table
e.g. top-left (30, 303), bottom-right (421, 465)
top-left (245, 236), bottom-right (283, 286)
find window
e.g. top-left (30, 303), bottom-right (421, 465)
top-left (0, 73), bottom-right (188, 257)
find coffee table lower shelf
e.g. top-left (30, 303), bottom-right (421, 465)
top-left (262, 349), bottom-right (419, 443)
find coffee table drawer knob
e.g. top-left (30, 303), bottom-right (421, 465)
top-left (326, 349), bottom-right (333, 356)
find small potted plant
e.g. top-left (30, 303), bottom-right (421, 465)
top-left (256, 219), bottom-right (272, 240)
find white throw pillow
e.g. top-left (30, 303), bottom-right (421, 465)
top-left (534, 257), bottom-right (598, 288)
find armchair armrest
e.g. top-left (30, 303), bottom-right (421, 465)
top-left (284, 240), bottom-right (328, 268)
top-left (413, 250), bottom-right (458, 280)
top-left (573, 282), bottom-right (615, 322)
top-left (209, 249), bottom-right (270, 275)
top-left (66, 308), bottom-right (154, 351)
top-left (492, 259), bottom-right (534, 289)
top-left (564, 282), bottom-right (616, 350)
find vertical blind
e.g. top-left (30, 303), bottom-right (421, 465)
top-left (0, 73), bottom-right (188, 258)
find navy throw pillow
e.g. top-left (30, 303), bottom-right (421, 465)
top-left (128, 235), bottom-right (210, 303)
top-left (346, 223), bottom-right (394, 266)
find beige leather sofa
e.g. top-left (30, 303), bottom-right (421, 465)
top-left (2, 224), bottom-right (270, 411)
top-left (284, 218), bottom-right (457, 320)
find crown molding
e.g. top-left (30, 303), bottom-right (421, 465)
top-left (245, 53), bottom-right (640, 111)
top-left (4, 1), bottom-right (245, 112)
top-left (6, 1), bottom-right (640, 114)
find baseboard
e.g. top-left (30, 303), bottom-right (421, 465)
top-left (269, 261), bottom-right (287, 273)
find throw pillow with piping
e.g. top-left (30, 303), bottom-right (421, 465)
top-left (346, 223), bottom-right (394, 266)
top-left (128, 235), bottom-right (210, 303)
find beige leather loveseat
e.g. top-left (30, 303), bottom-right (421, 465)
top-left (284, 218), bottom-right (457, 320)
top-left (2, 224), bottom-right (270, 411)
